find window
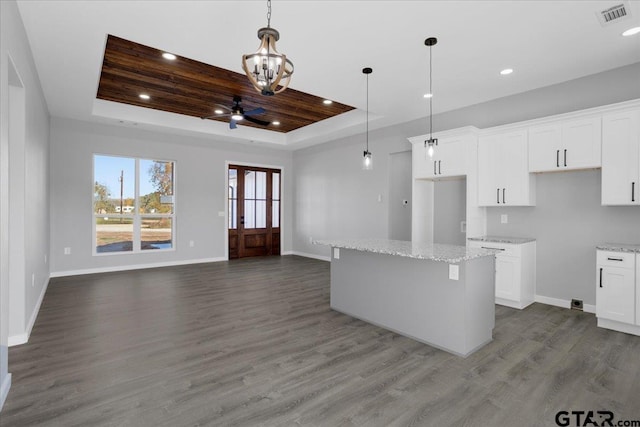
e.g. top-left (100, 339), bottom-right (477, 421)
top-left (93, 155), bottom-right (175, 254)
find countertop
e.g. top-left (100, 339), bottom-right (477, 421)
top-left (596, 243), bottom-right (640, 253)
top-left (313, 238), bottom-right (499, 263)
top-left (468, 236), bottom-right (536, 245)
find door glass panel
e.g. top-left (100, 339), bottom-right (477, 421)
top-left (272, 200), bottom-right (280, 228)
top-left (228, 169), bottom-right (237, 229)
top-left (256, 171), bottom-right (267, 199)
top-left (256, 200), bottom-right (266, 228)
top-left (245, 171), bottom-right (255, 199)
top-left (272, 172), bottom-right (280, 200)
top-left (244, 199), bottom-right (255, 228)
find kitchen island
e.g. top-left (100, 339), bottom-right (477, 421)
top-left (314, 239), bottom-right (498, 357)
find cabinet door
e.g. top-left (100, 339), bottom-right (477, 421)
top-left (478, 134), bottom-right (502, 206)
top-left (495, 255), bottom-right (521, 302)
top-left (602, 110), bottom-right (640, 205)
top-left (637, 255), bottom-right (640, 327)
top-left (596, 265), bottom-right (635, 324)
top-left (529, 124), bottom-right (561, 172)
top-left (501, 130), bottom-right (530, 205)
top-left (436, 137), bottom-right (466, 178)
top-left (562, 117), bottom-right (601, 170)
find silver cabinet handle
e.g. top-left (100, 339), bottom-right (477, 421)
top-left (556, 150), bottom-right (559, 168)
top-left (564, 149), bottom-right (567, 167)
top-left (481, 246), bottom-right (505, 251)
top-left (607, 257), bottom-right (623, 262)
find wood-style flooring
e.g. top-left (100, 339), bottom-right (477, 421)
top-left (1, 256), bottom-right (639, 426)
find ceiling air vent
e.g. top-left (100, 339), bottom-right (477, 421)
top-left (596, 1), bottom-right (632, 26)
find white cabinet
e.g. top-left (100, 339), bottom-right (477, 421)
top-left (601, 109), bottom-right (640, 205)
top-left (413, 135), bottom-right (466, 179)
top-left (478, 129), bottom-right (535, 206)
top-left (596, 250), bottom-right (640, 335)
top-left (596, 251), bottom-right (635, 324)
top-left (468, 239), bottom-right (536, 309)
top-left (528, 116), bottom-right (601, 172)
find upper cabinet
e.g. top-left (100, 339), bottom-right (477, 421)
top-left (412, 132), bottom-right (470, 179)
top-left (528, 116), bottom-right (602, 172)
top-left (601, 108), bottom-right (640, 206)
top-left (478, 129), bottom-right (535, 206)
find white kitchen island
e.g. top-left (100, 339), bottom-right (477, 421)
top-left (314, 239), bottom-right (498, 357)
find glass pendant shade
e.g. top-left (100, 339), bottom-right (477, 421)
top-left (427, 143), bottom-right (435, 158)
top-left (242, 27), bottom-right (294, 96)
top-left (363, 151), bottom-right (373, 170)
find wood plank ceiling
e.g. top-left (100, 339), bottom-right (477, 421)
top-left (97, 35), bottom-right (355, 133)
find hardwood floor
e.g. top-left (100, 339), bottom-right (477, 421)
top-left (2, 256), bottom-right (639, 426)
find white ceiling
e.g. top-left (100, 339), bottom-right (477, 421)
top-left (16, 0), bottom-right (640, 149)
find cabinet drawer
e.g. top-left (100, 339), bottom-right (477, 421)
top-left (597, 251), bottom-right (635, 269)
top-left (468, 241), bottom-right (521, 257)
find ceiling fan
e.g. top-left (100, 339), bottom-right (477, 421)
top-left (202, 95), bottom-right (269, 129)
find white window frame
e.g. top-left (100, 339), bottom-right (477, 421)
top-left (92, 154), bottom-right (176, 256)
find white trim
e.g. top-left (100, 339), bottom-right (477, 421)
top-left (291, 251), bottom-right (330, 262)
top-left (50, 257), bottom-right (226, 278)
top-left (0, 373), bottom-right (11, 412)
top-left (8, 276), bottom-right (50, 347)
top-left (597, 318), bottom-right (640, 336)
top-left (534, 295), bottom-right (596, 314)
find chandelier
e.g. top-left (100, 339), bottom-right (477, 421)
top-left (241, 0), bottom-right (294, 96)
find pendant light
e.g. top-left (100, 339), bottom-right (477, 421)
top-left (424, 37), bottom-right (438, 158)
top-left (362, 67), bottom-right (373, 170)
top-left (242, 0), bottom-right (294, 96)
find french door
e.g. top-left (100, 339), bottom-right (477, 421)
top-left (228, 165), bottom-right (281, 259)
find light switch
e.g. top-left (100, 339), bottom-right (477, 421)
top-left (333, 248), bottom-right (340, 259)
top-left (449, 264), bottom-right (459, 280)
top-left (501, 214), bottom-right (508, 224)
top-left (218, 211), bottom-right (225, 217)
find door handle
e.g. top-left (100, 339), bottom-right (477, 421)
top-left (599, 267), bottom-right (603, 288)
top-left (438, 160), bottom-right (441, 175)
top-left (556, 150), bottom-right (559, 168)
top-left (564, 149), bottom-right (567, 167)
top-left (502, 188), bottom-right (505, 204)
top-left (497, 188), bottom-right (500, 204)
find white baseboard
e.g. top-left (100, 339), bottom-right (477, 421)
top-left (291, 251), bottom-right (330, 262)
top-left (535, 295), bottom-right (595, 314)
top-left (0, 373), bottom-right (11, 412)
top-left (8, 275), bottom-right (50, 347)
top-left (50, 257), bottom-right (227, 278)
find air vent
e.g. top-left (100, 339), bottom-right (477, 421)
top-left (596, 1), bottom-right (632, 26)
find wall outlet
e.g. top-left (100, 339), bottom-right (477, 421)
top-left (333, 248), bottom-right (340, 259)
top-left (64, 247), bottom-right (71, 255)
top-left (31, 273), bottom-right (35, 287)
top-left (309, 236), bottom-right (313, 244)
top-left (377, 194), bottom-right (382, 203)
top-left (189, 240), bottom-right (195, 247)
top-left (44, 254), bottom-right (47, 264)
top-left (501, 214), bottom-right (508, 224)
top-left (449, 264), bottom-right (459, 281)
top-left (218, 211), bottom-right (225, 217)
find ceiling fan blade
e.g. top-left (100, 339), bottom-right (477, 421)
top-left (244, 107), bottom-right (266, 116)
top-left (244, 115), bottom-right (270, 126)
top-left (229, 119), bottom-right (238, 129)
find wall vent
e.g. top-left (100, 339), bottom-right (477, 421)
top-left (596, 2), bottom-right (632, 26)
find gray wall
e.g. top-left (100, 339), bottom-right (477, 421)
top-left (0, 0), bottom-right (51, 407)
top-left (434, 179), bottom-right (467, 246)
top-left (388, 151), bottom-right (412, 241)
top-left (487, 170), bottom-right (640, 306)
top-left (292, 62), bottom-right (640, 302)
top-left (49, 118), bottom-right (293, 274)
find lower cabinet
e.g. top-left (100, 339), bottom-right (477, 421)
top-left (468, 240), bottom-right (536, 309)
top-left (596, 250), bottom-right (639, 335)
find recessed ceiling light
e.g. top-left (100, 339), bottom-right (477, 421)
top-left (323, 99), bottom-right (333, 105)
top-left (162, 52), bottom-right (177, 60)
top-left (500, 68), bottom-right (514, 75)
top-left (423, 93), bottom-right (433, 98)
top-left (139, 94), bottom-right (150, 100)
top-left (214, 109), bottom-right (224, 115)
top-left (622, 26), bottom-right (640, 37)
top-left (272, 121), bottom-right (281, 126)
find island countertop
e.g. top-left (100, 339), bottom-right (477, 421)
top-left (313, 238), bottom-right (499, 263)
top-left (468, 236), bottom-right (536, 245)
top-left (596, 243), bottom-right (640, 253)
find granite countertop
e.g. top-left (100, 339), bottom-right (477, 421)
top-left (313, 238), bottom-right (499, 263)
top-left (596, 243), bottom-right (640, 253)
top-left (468, 236), bottom-right (536, 245)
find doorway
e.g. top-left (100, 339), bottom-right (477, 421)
top-left (228, 165), bottom-right (281, 259)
